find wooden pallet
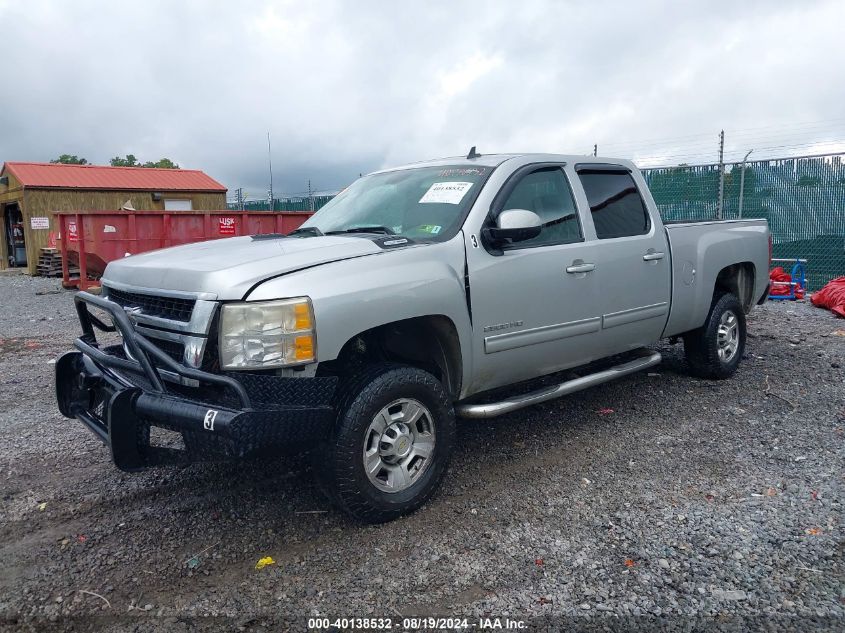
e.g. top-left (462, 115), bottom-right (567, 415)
top-left (35, 247), bottom-right (77, 278)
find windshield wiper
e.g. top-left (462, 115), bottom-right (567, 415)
top-left (288, 226), bottom-right (323, 237)
top-left (326, 226), bottom-right (396, 236)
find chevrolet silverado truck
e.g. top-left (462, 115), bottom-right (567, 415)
top-left (56, 151), bottom-right (771, 522)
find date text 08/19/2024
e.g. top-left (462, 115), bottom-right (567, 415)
top-left (307, 617), bottom-right (527, 630)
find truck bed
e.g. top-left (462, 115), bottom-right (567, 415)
top-left (662, 218), bottom-right (770, 338)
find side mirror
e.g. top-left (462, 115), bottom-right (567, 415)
top-left (482, 209), bottom-right (542, 251)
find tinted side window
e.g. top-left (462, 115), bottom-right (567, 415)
top-left (577, 171), bottom-right (650, 239)
top-left (499, 167), bottom-right (581, 248)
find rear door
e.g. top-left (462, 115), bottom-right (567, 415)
top-left (465, 164), bottom-right (603, 393)
top-left (573, 165), bottom-right (671, 355)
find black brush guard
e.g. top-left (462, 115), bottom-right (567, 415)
top-left (55, 291), bottom-right (337, 470)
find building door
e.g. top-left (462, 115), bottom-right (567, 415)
top-left (4, 204), bottom-right (26, 267)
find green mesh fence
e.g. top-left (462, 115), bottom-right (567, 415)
top-left (229, 195), bottom-right (335, 212)
top-left (642, 154), bottom-right (845, 290)
top-left (641, 163), bottom-right (722, 221)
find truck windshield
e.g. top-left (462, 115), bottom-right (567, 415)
top-left (298, 165), bottom-right (493, 241)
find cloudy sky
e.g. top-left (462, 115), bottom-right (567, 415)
top-left (1, 0), bottom-right (843, 201)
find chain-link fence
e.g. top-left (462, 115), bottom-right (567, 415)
top-left (642, 152), bottom-right (845, 290)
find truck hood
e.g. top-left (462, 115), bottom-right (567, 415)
top-left (102, 235), bottom-right (387, 300)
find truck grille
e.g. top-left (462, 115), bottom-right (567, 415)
top-left (106, 287), bottom-right (196, 322)
top-left (151, 338), bottom-right (185, 364)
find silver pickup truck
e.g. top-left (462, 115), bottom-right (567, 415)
top-left (56, 152), bottom-right (771, 522)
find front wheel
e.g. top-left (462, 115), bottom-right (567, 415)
top-left (683, 292), bottom-right (746, 379)
top-left (317, 363), bottom-right (455, 523)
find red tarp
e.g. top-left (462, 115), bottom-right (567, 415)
top-left (811, 276), bottom-right (845, 318)
top-left (769, 266), bottom-right (805, 299)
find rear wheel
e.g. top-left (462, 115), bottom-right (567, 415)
top-left (683, 292), bottom-right (746, 379)
top-left (316, 363), bottom-right (455, 523)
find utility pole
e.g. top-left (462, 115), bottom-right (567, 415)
top-left (267, 132), bottom-right (274, 212)
top-left (307, 179), bottom-right (315, 212)
top-left (738, 149), bottom-right (753, 219)
top-left (235, 187), bottom-right (245, 211)
top-left (716, 130), bottom-right (725, 219)
top-left (593, 144), bottom-right (598, 157)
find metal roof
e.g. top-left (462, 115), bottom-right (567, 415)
top-left (1, 161), bottom-right (227, 192)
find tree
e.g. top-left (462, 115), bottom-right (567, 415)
top-left (50, 154), bottom-right (88, 165)
top-left (142, 157), bottom-right (179, 169)
top-left (109, 154), bottom-right (179, 169)
top-left (110, 154), bottom-right (140, 167)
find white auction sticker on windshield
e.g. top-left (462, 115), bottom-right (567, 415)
top-left (419, 181), bottom-right (473, 204)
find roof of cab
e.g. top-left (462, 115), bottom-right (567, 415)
top-left (371, 153), bottom-right (637, 175)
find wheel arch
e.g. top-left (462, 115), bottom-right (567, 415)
top-left (321, 315), bottom-right (464, 398)
top-left (714, 261), bottom-right (756, 312)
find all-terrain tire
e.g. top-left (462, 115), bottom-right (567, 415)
top-left (315, 363), bottom-right (455, 523)
top-left (683, 292), bottom-right (746, 379)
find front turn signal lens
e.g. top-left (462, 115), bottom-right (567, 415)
top-left (293, 334), bottom-right (315, 362)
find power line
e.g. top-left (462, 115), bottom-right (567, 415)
top-left (605, 129), bottom-right (845, 154)
top-left (723, 116), bottom-right (845, 135)
top-left (633, 138), bottom-right (845, 164)
top-left (603, 127), bottom-right (845, 156)
top-left (613, 116), bottom-right (845, 145)
top-left (600, 117), bottom-right (845, 154)
top-left (640, 150), bottom-right (845, 170)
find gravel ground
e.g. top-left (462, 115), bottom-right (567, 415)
top-left (0, 273), bottom-right (843, 632)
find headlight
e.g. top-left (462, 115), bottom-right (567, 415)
top-left (219, 297), bottom-right (316, 370)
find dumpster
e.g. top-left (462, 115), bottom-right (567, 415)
top-left (55, 210), bottom-right (314, 290)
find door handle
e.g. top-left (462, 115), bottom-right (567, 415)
top-left (643, 252), bottom-right (665, 261)
top-left (566, 262), bottom-right (596, 274)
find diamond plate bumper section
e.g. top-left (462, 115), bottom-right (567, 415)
top-left (55, 291), bottom-right (337, 471)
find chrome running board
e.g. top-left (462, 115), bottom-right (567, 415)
top-left (455, 349), bottom-right (662, 419)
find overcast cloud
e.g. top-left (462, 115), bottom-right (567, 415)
top-left (1, 0), bottom-right (842, 201)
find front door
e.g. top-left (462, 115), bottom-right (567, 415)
top-left (465, 165), bottom-right (602, 394)
top-left (573, 166), bottom-right (671, 356)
